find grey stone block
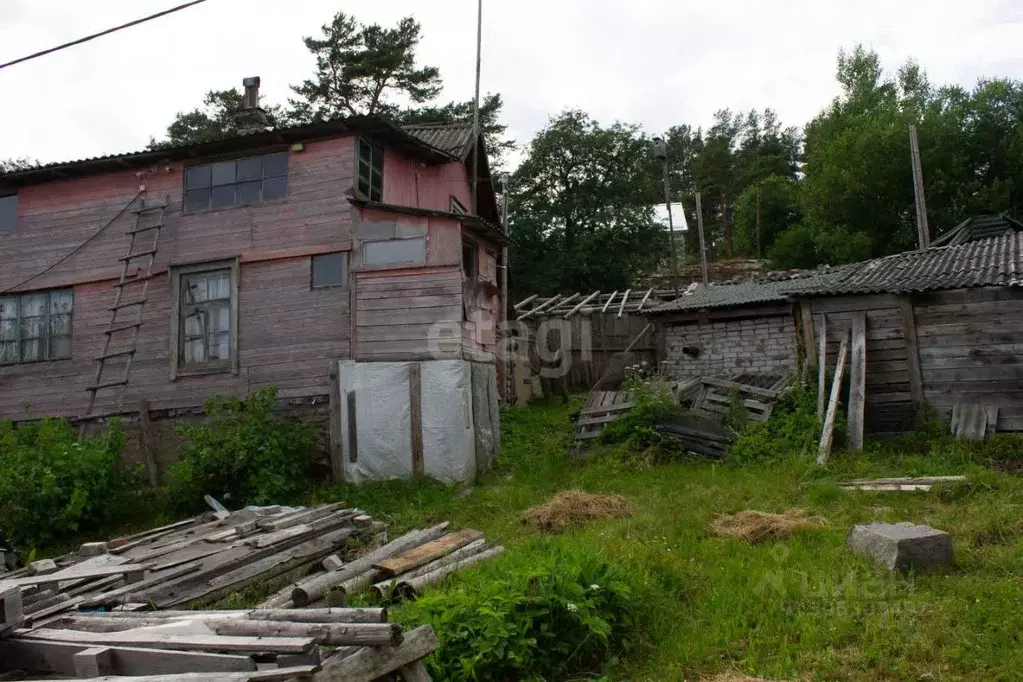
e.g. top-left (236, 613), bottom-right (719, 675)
top-left (847, 522), bottom-right (953, 573)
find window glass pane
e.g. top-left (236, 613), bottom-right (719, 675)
top-left (21, 294), bottom-right (46, 317)
top-left (211, 185), bottom-right (235, 209)
top-left (185, 166), bottom-right (211, 189)
top-left (312, 252), bottom-right (347, 287)
top-left (211, 161), bottom-right (236, 186)
top-left (184, 338), bottom-right (205, 364)
top-left (0, 297), bottom-right (16, 321)
top-left (363, 238), bottom-right (426, 266)
top-left (262, 176), bottom-right (287, 200)
top-left (369, 182), bottom-right (382, 202)
top-left (212, 332), bottom-right (230, 360)
top-left (0, 319), bottom-right (15, 342)
top-left (50, 335), bottom-right (71, 360)
top-left (0, 341), bottom-right (16, 364)
top-left (21, 338), bottom-right (41, 362)
top-left (372, 145), bottom-right (383, 173)
top-left (262, 152), bottom-right (289, 178)
top-left (237, 157), bottom-right (262, 181)
top-left (184, 189), bottom-right (210, 212)
top-left (50, 290), bottom-right (73, 315)
top-left (49, 313), bottom-right (71, 337)
top-left (208, 273), bottom-right (231, 300)
top-left (184, 310), bottom-right (204, 336)
top-left (357, 177), bottom-right (370, 199)
top-left (212, 304), bottom-right (230, 333)
top-left (237, 181), bottom-right (261, 205)
top-left (0, 195), bottom-right (17, 232)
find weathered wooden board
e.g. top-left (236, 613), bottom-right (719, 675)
top-left (15, 627), bottom-right (316, 654)
top-left (373, 529), bottom-right (484, 576)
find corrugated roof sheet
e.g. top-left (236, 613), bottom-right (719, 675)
top-left (796, 232), bottom-right (1023, 296)
top-left (402, 123), bottom-right (476, 160)
top-left (931, 213), bottom-right (1023, 247)
top-left (647, 269), bottom-right (846, 313)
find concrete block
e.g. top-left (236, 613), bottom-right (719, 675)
top-left (28, 559), bottom-right (57, 575)
top-left (79, 542), bottom-right (108, 557)
top-left (848, 522), bottom-right (953, 572)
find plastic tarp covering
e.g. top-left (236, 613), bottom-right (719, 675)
top-left (338, 360), bottom-right (476, 484)
top-left (339, 362), bottom-right (413, 484)
top-left (421, 360), bottom-right (476, 483)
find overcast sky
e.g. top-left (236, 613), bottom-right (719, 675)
top-left (1, 0), bottom-right (1020, 167)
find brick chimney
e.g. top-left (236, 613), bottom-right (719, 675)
top-left (233, 77), bottom-right (270, 135)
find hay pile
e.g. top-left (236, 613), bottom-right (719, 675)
top-left (522, 489), bottom-right (633, 534)
top-left (710, 508), bottom-right (827, 543)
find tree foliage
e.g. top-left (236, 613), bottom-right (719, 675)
top-left (509, 111), bottom-right (664, 295)
top-left (150, 89), bottom-right (286, 149)
top-left (393, 93), bottom-right (515, 169)
top-left (0, 157), bottom-right (35, 173)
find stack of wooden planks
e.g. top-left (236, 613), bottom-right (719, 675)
top-left (687, 373), bottom-right (790, 423)
top-left (0, 504), bottom-right (504, 681)
top-left (574, 390), bottom-right (635, 440)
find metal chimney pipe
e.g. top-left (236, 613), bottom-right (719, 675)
top-left (242, 77), bottom-right (260, 110)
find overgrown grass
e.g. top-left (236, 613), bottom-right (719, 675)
top-left (310, 399), bottom-right (1023, 681)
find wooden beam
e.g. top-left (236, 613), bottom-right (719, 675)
top-left (513, 294), bottom-right (539, 310)
top-left (636, 287), bottom-right (654, 311)
top-left (816, 332), bottom-right (849, 466)
top-left (900, 296), bottom-right (924, 405)
top-left (564, 291), bottom-right (600, 318)
top-left (9, 564), bottom-right (146, 588)
top-left (328, 360), bottom-right (344, 483)
top-left (547, 292), bottom-right (580, 316)
top-left (617, 289), bottom-right (631, 318)
top-left (409, 363), bottom-right (424, 477)
top-left (601, 291), bottom-right (618, 313)
top-left (848, 311), bottom-right (867, 451)
top-left (16, 628), bottom-right (316, 655)
top-left (799, 301), bottom-right (816, 371)
top-left (817, 315), bottom-right (827, 418)
top-left (516, 294), bottom-right (561, 320)
top-left (138, 400), bottom-right (158, 486)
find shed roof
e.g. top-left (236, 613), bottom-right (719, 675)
top-left (402, 123), bottom-right (476, 161)
top-left (645, 269), bottom-right (844, 314)
top-left (794, 232), bottom-right (1023, 296)
top-left (930, 213), bottom-right (1023, 248)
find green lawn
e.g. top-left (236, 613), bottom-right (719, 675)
top-left (307, 399), bottom-right (1023, 682)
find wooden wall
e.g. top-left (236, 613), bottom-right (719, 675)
top-left (808, 294), bottom-right (916, 434)
top-left (913, 287), bottom-right (1023, 431)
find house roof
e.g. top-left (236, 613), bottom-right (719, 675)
top-left (645, 269), bottom-right (847, 314)
top-left (0, 116), bottom-right (467, 189)
top-left (402, 123), bottom-right (476, 161)
top-left (931, 213), bottom-right (1023, 248)
top-left (794, 232), bottom-right (1023, 296)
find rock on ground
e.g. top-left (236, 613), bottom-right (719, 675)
top-left (847, 522), bottom-right (953, 572)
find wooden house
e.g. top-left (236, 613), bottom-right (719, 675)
top-left (0, 79), bottom-right (504, 477)
top-left (644, 226), bottom-right (1023, 435)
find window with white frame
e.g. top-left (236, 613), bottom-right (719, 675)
top-left (0, 289), bottom-right (73, 364)
top-left (171, 264), bottom-right (238, 375)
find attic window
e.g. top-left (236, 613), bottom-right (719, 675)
top-left (357, 138), bottom-right (384, 202)
top-left (0, 194), bottom-right (16, 232)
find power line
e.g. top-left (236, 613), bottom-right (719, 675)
top-left (0, 0), bottom-right (208, 71)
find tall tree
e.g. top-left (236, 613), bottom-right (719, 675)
top-left (150, 89), bottom-right (287, 148)
top-left (289, 13), bottom-right (441, 121)
top-left (508, 111), bottom-right (664, 296)
top-left (0, 158), bottom-right (34, 173)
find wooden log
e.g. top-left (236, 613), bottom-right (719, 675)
top-left (249, 608), bottom-right (387, 624)
top-left (816, 333), bottom-right (849, 466)
top-left (0, 638), bottom-right (257, 676)
top-left (206, 619), bottom-right (401, 647)
top-left (399, 661), bottom-right (433, 682)
top-left (139, 399), bottom-right (159, 486)
top-left (328, 360), bottom-right (345, 483)
top-left (397, 546), bottom-right (506, 598)
top-left (817, 315), bottom-right (827, 417)
top-left (410, 363), bottom-right (424, 477)
top-left (291, 523), bottom-right (448, 607)
top-left (371, 540), bottom-right (487, 600)
top-left (563, 290), bottom-right (600, 319)
top-left (372, 529), bottom-right (484, 577)
top-left (15, 627), bottom-right (316, 654)
top-left (322, 555), bottom-right (344, 572)
top-left (617, 289), bottom-right (630, 318)
top-left (848, 311), bottom-right (867, 451)
top-left (84, 668), bottom-right (316, 682)
top-left (313, 625), bottom-right (439, 682)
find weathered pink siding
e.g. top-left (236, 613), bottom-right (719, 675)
top-left (0, 138), bottom-right (357, 420)
top-left (381, 150), bottom-right (471, 213)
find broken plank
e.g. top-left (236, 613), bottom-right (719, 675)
top-left (700, 376), bottom-right (780, 399)
top-left (816, 332), bottom-right (850, 466)
top-left (15, 628), bottom-right (316, 654)
top-left (313, 625), bottom-right (439, 682)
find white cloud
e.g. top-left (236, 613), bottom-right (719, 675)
top-left (0, 0), bottom-right (1019, 166)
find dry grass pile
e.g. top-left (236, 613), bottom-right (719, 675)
top-left (710, 508), bottom-right (827, 543)
top-left (522, 489), bottom-right (633, 534)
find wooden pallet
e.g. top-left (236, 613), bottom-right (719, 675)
top-left (574, 390), bottom-right (635, 440)
top-left (689, 373), bottom-right (789, 423)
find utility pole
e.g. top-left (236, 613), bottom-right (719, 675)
top-left (695, 192), bottom-right (709, 287)
top-left (499, 173), bottom-right (510, 401)
top-left (909, 125), bottom-right (930, 249)
top-left (651, 137), bottom-right (681, 296)
top-left (471, 0), bottom-right (483, 216)
top-left (755, 183), bottom-right (763, 260)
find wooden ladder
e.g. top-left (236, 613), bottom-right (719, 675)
top-left (82, 197), bottom-right (168, 422)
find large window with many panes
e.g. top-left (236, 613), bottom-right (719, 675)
top-left (0, 290), bottom-right (73, 364)
top-left (183, 151), bottom-right (289, 212)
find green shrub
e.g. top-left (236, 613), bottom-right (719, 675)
top-left (729, 382), bottom-right (820, 464)
top-left (167, 386), bottom-right (320, 512)
top-left (401, 548), bottom-right (636, 681)
top-left (0, 417), bottom-right (135, 548)
top-left (599, 372), bottom-right (676, 448)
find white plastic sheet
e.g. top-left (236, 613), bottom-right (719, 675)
top-left (421, 360), bottom-right (476, 483)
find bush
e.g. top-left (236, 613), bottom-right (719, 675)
top-left (599, 365), bottom-right (677, 448)
top-left (167, 386), bottom-right (320, 512)
top-left (401, 548), bottom-right (636, 681)
top-left (728, 382), bottom-right (821, 464)
top-left (0, 417), bottom-right (135, 548)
